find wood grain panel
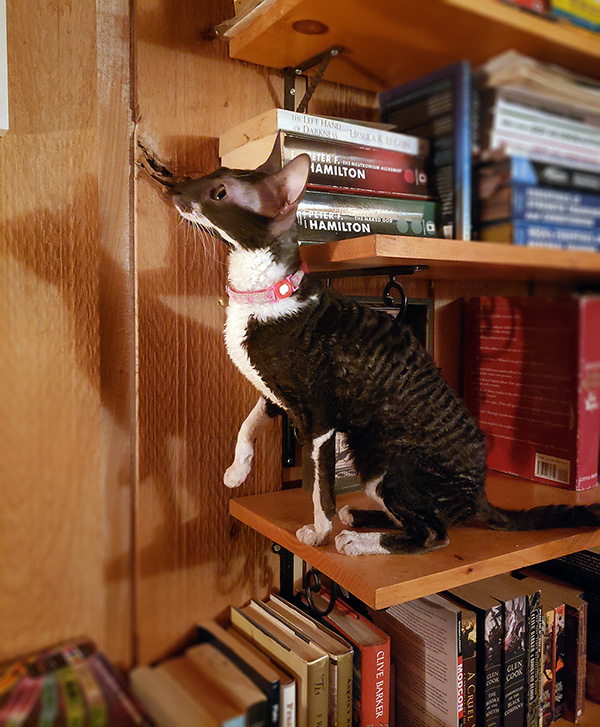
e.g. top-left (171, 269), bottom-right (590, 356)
top-left (133, 0), bottom-right (376, 663)
top-left (0, 0), bottom-right (107, 662)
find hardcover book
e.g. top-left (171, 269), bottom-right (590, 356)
top-left (374, 593), bottom-right (466, 727)
top-left (463, 295), bottom-right (600, 489)
top-left (446, 582), bottom-right (504, 727)
top-left (218, 108), bottom-right (429, 159)
top-left (309, 589), bottom-right (390, 727)
top-left (477, 219), bottom-right (600, 250)
top-left (221, 130), bottom-right (435, 201)
top-left (380, 61), bottom-right (473, 240)
top-left (296, 190), bottom-right (441, 243)
top-left (0, 638), bottom-right (154, 727)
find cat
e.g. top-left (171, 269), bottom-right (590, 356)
top-left (170, 150), bottom-right (600, 556)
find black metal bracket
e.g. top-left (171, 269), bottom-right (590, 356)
top-left (272, 546), bottom-right (338, 617)
top-left (284, 45), bottom-right (345, 112)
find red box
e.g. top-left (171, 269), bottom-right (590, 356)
top-left (464, 296), bottom-right (600, 490)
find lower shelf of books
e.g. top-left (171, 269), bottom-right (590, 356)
top-left (230, 472), bottom-right (600, 611)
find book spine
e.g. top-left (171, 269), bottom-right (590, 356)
top-left (526, 592), bottom-right (543, 727)
top-left (507, 157), bottom-right (600, 195)
top-left (577, 299), bottom-right (600, 490)
top-left (486, 137), bottom-right (600, 174)
top-left (511, 220), bottom-right (600, 251)
top-left (335, 653), bottom-right (353, 727)
top-left (509, 184), bottom-right (600, 231)
top-left (551, 0), bottom-right (600, 29)
top-left (461, 611), bottom-right (478, 727)
top-left (274, 109), bottom-right (429, 156)
top-left (503, 596), bottom-right (527, 727)
top-left (457, 612), bottom-right (464, 727)
top-left (358, 643), bottom-right (390, 727)
top-left (552, 604), bottom-right (566, 721)
top-left (296, 191), bottom-right (441, 243)
top-left (279, 132), bottom-right (434, 200)
top-left (562, 601), bottom-right (588, 722)
top-left (540, 608), bottom-right (555, 727)
top-left (281, 681), bottom-right (296, 727)
top-left (306, 659), bottom-right (328, 727)
top-left (481, 605), bottom-right (503, 727)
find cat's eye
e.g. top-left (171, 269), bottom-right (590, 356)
top-left (210, 184), bottom-right (227, 201)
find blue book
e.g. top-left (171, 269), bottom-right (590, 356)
top-left (379, 61), bottom-right (473, 241)
top-left (479, 219), bottom-right (600, 250)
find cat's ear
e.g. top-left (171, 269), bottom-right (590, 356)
top-left (257, 154), bottom-right (310, 235)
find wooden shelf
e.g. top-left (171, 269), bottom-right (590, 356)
top-left (555, 699), bottom-right (600, 726)
top-left (226, 0), bottom-right (600, 91)
top-left (300, 235), bottom-right (600, 284)
top-left (230, 472), bottom-right (600, 610)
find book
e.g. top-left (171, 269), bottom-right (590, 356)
top-left (296, 190), bottom-right (442, 244)
top-left (500, 0), bottom-right (550, 14)
top-left (218, 108), bottom-right (430, 159)
top-left (223, 626), bottom-right (297, 727)
top-left (446, 582), bottom-right (503, 727)
top-left (309, 589), bottom-right (390, 727)
top-left (185, 642), bottom-right (269, 727)
top-left (476, 154), bottom-right (600, 197)
top-left (160, 657), bottom-right (246, 727)
top-left (379, 60), bottom-right (473, 240)
top-left (130, 664), bottom-right (218, 727)
top-left (476, 183), bottom-right (600, 228)
top-left (0, 638), bottom-right (155, 727)
top-left (374, 593), bottom-right (466, 727)
top-left (551, 0), bottom-right (600, 31)
top-left (474, 574), bottom-right (532, 727)
top-left (197, 620), bottom-right (284, 727)
top-left (231, 600), bottom-right (330, 727)
top-left (463, 295), bottom-right (600, 489)
top-left (264, 594), bottom-right (353, 727)
top-left (220, 130), bottom-right (435, 201)
top-left (477, 219), bottom-right (600, 250)
top-left (515, 569), bottom-right (588, 723)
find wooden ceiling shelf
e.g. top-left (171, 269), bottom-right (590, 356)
top-left (225, 0), bottom-right (600, 92)
top-left (230, 473), bottom-right (600, 611)
top-left (300, 235), bottom-right (600, 284)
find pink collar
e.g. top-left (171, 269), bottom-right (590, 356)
top-left (227, 263), bottom-right (308, 305)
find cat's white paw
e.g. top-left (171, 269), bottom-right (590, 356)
top-left (335, 530), bottom-right (389, 556)
top-left (223, 460), bottom-right (251, 488)
top-left (338, 505), bottom-right (354, 526)
top-left (295, 524), bottom-right (331, 547)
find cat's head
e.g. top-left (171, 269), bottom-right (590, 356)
top-left (170, 153), bottom-right (310, 252)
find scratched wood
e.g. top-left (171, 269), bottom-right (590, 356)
top-left (0, 0), bottom-right (133, 666)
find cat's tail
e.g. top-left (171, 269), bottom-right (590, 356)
top-left (478, 499), bottom-right (600, 531)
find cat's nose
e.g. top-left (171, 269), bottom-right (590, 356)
top-left (172, 195), bottom-right (191, 214)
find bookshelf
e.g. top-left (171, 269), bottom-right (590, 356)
top-left (230, 473), bottom-right (600, 610)
top-left (225, 0), bottom-right (600, 92)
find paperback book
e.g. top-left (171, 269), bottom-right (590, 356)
top-left (463, 295), bottom-right (600, 489)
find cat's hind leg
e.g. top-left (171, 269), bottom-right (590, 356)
top-left (338, 476), bottom-right (400, 530)
top-left (224, 396), bottom-right (281, 487)
top-left (296, 429), bottom-right (336, 547)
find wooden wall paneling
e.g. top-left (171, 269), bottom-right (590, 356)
top-left (0, 0), bottom-right (115, 661)
top-left (133, 0), bottom-right (376, 663)
top-left (97, 0), bottom-right (136, 667)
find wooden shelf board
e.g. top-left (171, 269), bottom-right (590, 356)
top-left (555, 699), bottom-right (600, 726)
top-left (226, 0), bottom-right (600, 91)
top-left (230, 472), bottom-right (600, 610)
top-left (300, 235), bottom-right (600, 283)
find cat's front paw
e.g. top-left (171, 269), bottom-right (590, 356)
top-left (335, 530), bottom-right (389, 556)
top-left (223, 460), bottom-right (251, 488)
top-left (295, 524), bottom-right (331, 547)
top-left (338, 505), bottom-right (355, 526)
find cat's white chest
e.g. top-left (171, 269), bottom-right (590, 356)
top-left (224, 303), bottom-right (284, 407)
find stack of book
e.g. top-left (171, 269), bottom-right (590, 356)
top-left (0, 638), bottom-right (155, 727)
top-left (218, 108), bottom-right (442, 244)
top-left (130, 592), bottom-right (391, 727)
top-left (474, 50), bottom-right (600, 250)
top-left (463, 295), bottom-right (600, 491)
top-left (371, 571), bottom-right (587, 727)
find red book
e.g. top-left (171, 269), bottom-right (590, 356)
top-left (309, 590), bottom-right (390, 727)
top-left (464, 296), bottom-right (600, 490)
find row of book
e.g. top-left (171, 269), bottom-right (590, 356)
top-left (220, 48), bottom-right (600, 250)
top-left (501, 0), bottom-right (600, 33)
top-left (1, 561), bottom-right (594, 727)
